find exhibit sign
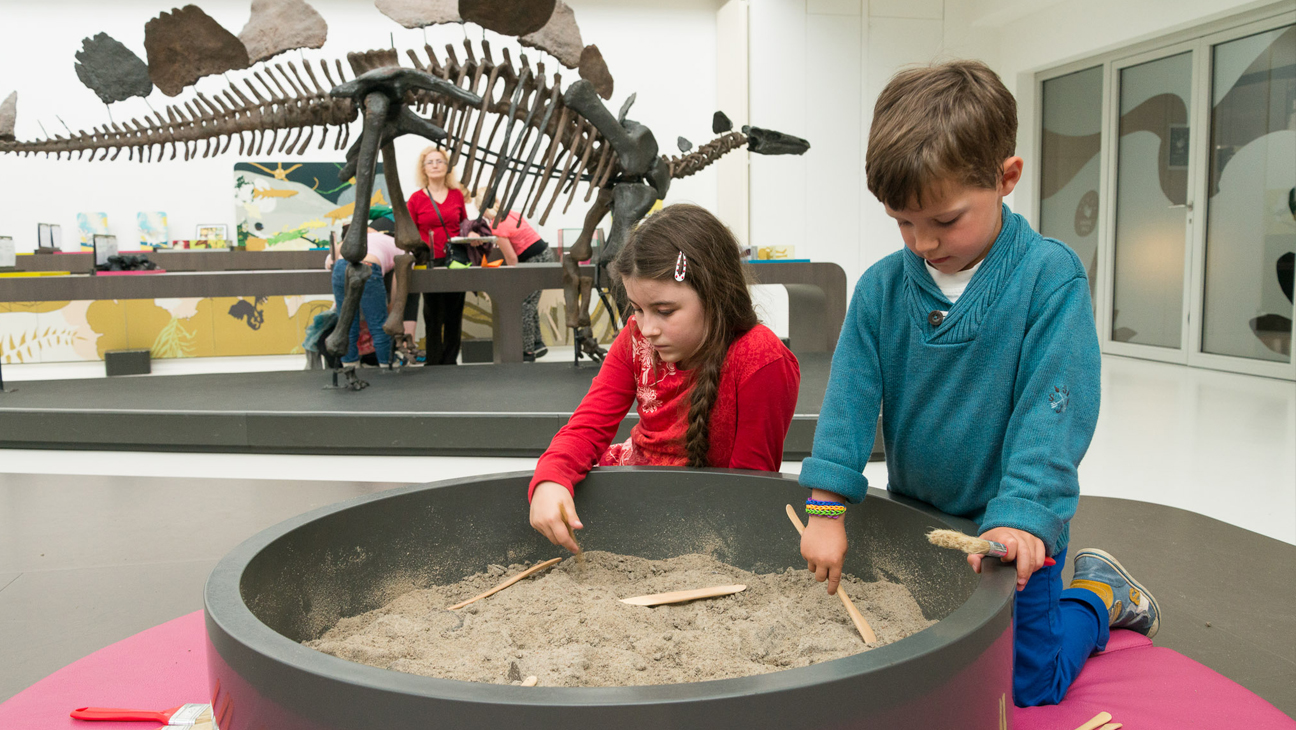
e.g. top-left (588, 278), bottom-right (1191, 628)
top-left (0, 236), bottom-right (14, 268)
top-left (137, 211), bottom-right (168, 249)
top-left (37, 223), bottom-right (63, 252)
top-left (93, 234), bottom-right (118, 267)
top-left (76, 212), bottom-right (108, 250)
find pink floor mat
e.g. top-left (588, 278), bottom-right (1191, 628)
top-left (1, 614), bottom-right (1290, 729)
top-left (0, 612), bottom-right (208, 730)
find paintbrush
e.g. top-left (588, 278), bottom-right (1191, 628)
top-left (926, 529), bottom-right (1056, 566)
top-left (71, 703), bottom-right (211, 726)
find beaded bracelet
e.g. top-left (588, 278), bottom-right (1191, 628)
top-left (805, 499), bottom-right (846, 519)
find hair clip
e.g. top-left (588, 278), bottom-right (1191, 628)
top-left (674, 251), bottom-right (688, 282)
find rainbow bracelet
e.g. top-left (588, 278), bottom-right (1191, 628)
top-left (805, 499), bottom-right (846, 519)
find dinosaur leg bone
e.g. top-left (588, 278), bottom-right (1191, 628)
top-left (325, 261), bottom-right (372, 358)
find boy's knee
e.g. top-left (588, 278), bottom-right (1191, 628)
top-left (1012, 670), bottom-right (1068, 707)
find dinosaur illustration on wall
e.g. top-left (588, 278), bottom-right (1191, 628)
top-left (0, 0), bottom-right (809, 388)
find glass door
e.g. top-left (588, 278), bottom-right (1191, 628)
top-left (1188, 20), bottom-right (1296, 378)
top-left (1105, 46), bottom-right (1199, 362)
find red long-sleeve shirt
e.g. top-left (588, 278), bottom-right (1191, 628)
top-left (529, 318), bottom-right (800, 499)
top-left (408, 187), bottom-right (466, 259)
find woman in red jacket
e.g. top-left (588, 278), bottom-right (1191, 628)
top-left (407, 146), bottom-right (467, 365)
top-left (529, 204), bottom-right (801, 552)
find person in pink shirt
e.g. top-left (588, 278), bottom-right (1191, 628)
top-left (472, 188), bottom-right (556, 360)
top-left (324, 215), bottom-right (401, 368)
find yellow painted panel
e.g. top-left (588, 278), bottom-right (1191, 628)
top-left (124, 299), bottom-right (172, 351)
top-left (124, 299), bottom-right (217, 359)
top-left (209, 296), bottom-right (314, 356)
top-left (85, 300), bottom-right (131, 359)
top-left (5, 301), bottom-right (75, 314)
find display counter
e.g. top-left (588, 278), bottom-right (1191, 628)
top-left (0, 261), bottom-right (846, 364)
top-left (7, 249), bottom-right (327, 273)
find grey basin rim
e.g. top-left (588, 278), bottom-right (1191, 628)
top-left (204, 467), bottom-right (1016, 706)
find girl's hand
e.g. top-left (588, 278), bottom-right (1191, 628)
top-left (801, 516), bottom-right (848, 595)
top-left (529, 481), bottom-right (583, 554)
top-left (968, 527), bottom-right (1046, 592)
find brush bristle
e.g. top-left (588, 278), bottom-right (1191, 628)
top-left (926, 528), bottom-right (991, 555)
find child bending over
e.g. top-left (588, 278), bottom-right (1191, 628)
top-left (798, 60), bottom-right (1159, 707)
top-left (530, 204), bottom-right (801, 552)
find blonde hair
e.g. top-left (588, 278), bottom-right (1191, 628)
top-left (414, 146), bottom-right (465, 192)
top-left (471, 187), bottom-right (492, 214)
top-left (866, 59), bottom-right (1017, 210)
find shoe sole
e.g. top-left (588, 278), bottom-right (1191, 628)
top-left (1074, 548), bottom-right (1160, 639)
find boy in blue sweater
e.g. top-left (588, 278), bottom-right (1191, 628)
top-left (798, 60), bottom-right (1160, 706)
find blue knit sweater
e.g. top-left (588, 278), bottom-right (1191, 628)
top-left (800, 205), bottom-right (1100, 555)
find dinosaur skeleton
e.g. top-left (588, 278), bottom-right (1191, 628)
top-left (2, 37), bottom-right (808, 378)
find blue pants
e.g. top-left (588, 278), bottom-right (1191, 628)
top-left (1013, 547), bottom-right (1110, 706)
top-left (331, 262), bottom-right (391, 365)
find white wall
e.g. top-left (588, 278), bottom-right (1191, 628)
top-left (988, 0), bottom-right (1277, 225)
top-left (0, 0), bottom-right (720, 253)
top-left (747, 0), bottom-right (1003, 297)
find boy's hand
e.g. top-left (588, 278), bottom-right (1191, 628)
top-left (529, 481), bottom-right (583, 554)
top-left (968, 527), bottom-right (1046, 592)
top-left (801, 516), bottom-right (848, 596)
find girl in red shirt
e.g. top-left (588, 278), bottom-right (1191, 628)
top-left (529, 204), bottom-right (801, 553)
top-left (406, 146), bottom-right (468, 365)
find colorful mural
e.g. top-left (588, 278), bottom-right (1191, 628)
top-left (234, 162), bottom-right (390, 251)
top-left (0, 295), bottom-right (333, 364)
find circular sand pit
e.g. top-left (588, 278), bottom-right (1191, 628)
top-left (205, 469), bottom-right (1016, 729)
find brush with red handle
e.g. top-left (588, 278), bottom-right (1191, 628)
top-left (71, 703), bottom-right (210, 725)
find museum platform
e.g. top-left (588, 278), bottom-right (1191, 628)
top-left (0, 353), bottom-right (870, 459)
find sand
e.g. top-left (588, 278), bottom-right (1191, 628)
top-left (306, 551), bottom-right (936, 687)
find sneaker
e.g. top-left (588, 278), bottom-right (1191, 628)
top-left (1070, 548), bottom-right (1160, 638)
top-left (523, 351), bottom-right (536, 362)
top-left (533, 346), bottom-right (549, 359)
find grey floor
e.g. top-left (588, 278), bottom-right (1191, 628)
top-left (0, 473), bottom-right (1291, 717)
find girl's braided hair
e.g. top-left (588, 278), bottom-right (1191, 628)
top-left (612, 204), bottom-right (758, 467)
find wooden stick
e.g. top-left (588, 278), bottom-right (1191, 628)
top-left (447, 557), bottom-right (562, 610)
top-left (558, 502), bottom-right (583, 560)
top-left (1073, 713), bottom-right (1114, 730)
top-left (620, 584), bottom-right (747, 606)
top-left (1096, 724), bottom-right (1121, 730)
top-left (784, 504), bottom-right (878, 644)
